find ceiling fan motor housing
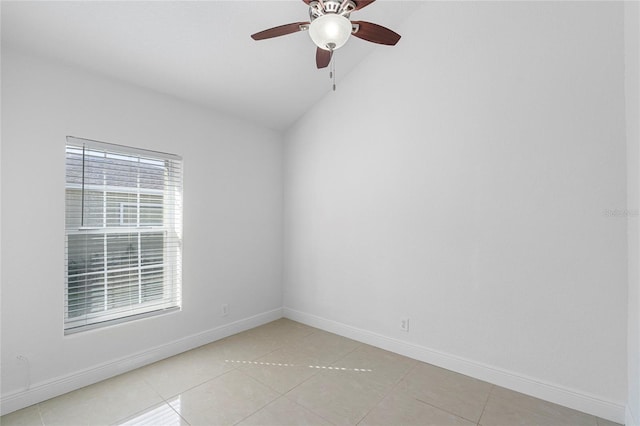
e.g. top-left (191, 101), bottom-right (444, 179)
top-left (309, 0), bottom-right (356, 21)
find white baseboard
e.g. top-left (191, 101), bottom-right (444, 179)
top-left (283, 307), bottom-right (626, 424)
top-left (0, 308), bottom-right (283, 416)
top-left (628, 406), bottom-right (639, 426)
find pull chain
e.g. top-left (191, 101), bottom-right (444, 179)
top-left (333, 54), bottom-right (336, 91)
top-left (329, 52), bottom-right (337, 91)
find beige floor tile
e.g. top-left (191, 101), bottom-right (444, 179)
top-left (480, 387), bottom-right (598, 426)
top-left (359, 391), bottom-right (476, 426)
top-left (596, 417), bottom-right (623, 426)
top-left (396, 362), bottom-right (492, 423)
top-left (0, 404), bottom-right (43, 426)
top-left (285, 368), bottom-right (388, 425)
top-left (329, 344), bottom-right (416, 388)
top-left (242, 319), bottom-right (318, 346)
top-left (237, 396), bottom-right (334, 426)
top-left (169, 370), bottom-right (279, 426)
top-left (38, 372), bottom-right (163, 426)
top-left (238, 346), bottom-right (326, 394)
top-left (3, 321), bottom-right (609, 426)
top-left (286, 330), bottom-right (361, 365)
top-left (113, 399), bottom-right (189, 425)
top-left (479, 395), bottom-right (555, 426)
top-left (135, 346), bottom-right (234, 399)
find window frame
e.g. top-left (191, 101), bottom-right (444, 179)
top-left (64, 136), bottom-right (183, 334)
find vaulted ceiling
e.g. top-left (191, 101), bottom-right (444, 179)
top-left (1, 1), bottom-right (422, 130)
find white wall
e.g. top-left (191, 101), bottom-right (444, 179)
top-left (626, 2), bottom-right (640, 424)
top-left (0, 48), bottom-right (283, 411)
top-left (284, 2), bottom-right (628, 421)
top-left (2, 1), bottom-right (634, 422)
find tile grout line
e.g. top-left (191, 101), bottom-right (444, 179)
top-left (164, 399), bottom-right (192, 426)
top-left (156, 368), bottom-right (238, 405)
top-left (229, 326), bottom-right (342, 426)
top-left (230, 327), bottom-right (325, 426)
top-left (269, 332), bottom-right (363, 397)
top-left (36, 402), bottom-right (45, 426)
top-left (284, 396), bottom-right (339, 426)
top-left (476, 384), bottom-right (495, 426)
top-left (110, 376), bottom-right (186, 426)
top-left (154, 376), bottom-right (193, 426)
top-left (116, 334), bottom-right (276, 424)
top-left (233, 328), bottom-right (325, 395)
top-left (411, 395), bottom-right (483, 424)
top-left (354, 357), bottom-right (419, 425)
top-left (484, 385), bottom-right (606, 426)
top-left (229, 378), bottom-right (280, 426)
top-left (398, 362), bottom-right (488, 425)
top-left (276, 340), bottom-right (361, 424)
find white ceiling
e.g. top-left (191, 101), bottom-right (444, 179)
top-left (1, 0), bottom-right (422, 130)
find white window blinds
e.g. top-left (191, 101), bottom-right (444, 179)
top-left (64, 136), bottom-right (183, 333)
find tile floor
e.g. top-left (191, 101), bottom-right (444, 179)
top-left (0, 319), bottom-right (623, 426)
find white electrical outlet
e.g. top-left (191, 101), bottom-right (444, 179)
top-left (222, 304), bottom-right (229, 317)
top-left (400, 317), bottom-right (409, 332)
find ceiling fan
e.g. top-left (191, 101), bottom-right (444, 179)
top-left (251, 0), bottom-right (401, 69)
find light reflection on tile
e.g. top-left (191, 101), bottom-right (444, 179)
top-left (230, 345), bottom-right (375, 394)
top-left (226, 359), bottom-right (372, 372)
top-left (329, 344), bottom-right (416, 388)
top-left (115, 397), bottom-right (188, 426)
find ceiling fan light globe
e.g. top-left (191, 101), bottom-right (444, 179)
top-left (309, 14), bottom-right (352, 51)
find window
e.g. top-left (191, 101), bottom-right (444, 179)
top-left (64, 136), bottom-right (182, 333)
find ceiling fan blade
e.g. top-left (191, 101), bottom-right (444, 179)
top-left (316, 47), bottom-right (332, 69)
top-left (251, 22), bottom-right (309, 40)
top-left (354, 0), bottom-right (376, 10)
top-left (351, 21), bottom-right (401, 45)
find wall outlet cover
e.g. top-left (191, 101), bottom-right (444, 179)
top-left (400, 317), bottom-right (409, 332)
